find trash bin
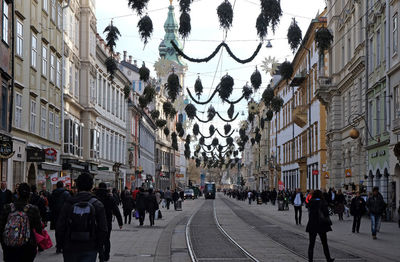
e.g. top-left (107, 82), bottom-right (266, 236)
top-left (278, 200), bottom-right (284, 211)
top-left (257, 197), bottom-right (262, 205)
top-left (175, 199), bottom-right (182, 211)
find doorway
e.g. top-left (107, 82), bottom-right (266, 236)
top-left (27, 164), bottom-right (36, 186)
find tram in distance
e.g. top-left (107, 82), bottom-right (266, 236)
top-left (204, 182), bottom-right (216, 199)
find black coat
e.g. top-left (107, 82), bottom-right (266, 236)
top-left (136, 192), bottom-right (147, 211)
top-left (29, 192), bottom-right (46, 222)
top-left (145, 193), bottom-right (159, 213)
top-left (0, 189), bottom-right (13, 215)
top-left (95, 188), bottom-right (123, 229)
top-left (366, 193), bottom-right (386, 215)
top-left (306, 199), bottom-right (332, 234)
top-left (121, 190), bottom-right (134, 214)
top-left (172, 192), bottom-right (179, 202)
top-left (350, 196), bottom-right (366, 216)
top-left (49, 188), bottom-right (70, 219)
top-left (56, 192), bottom-right (108, 253)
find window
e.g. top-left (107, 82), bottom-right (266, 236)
top-left (30, 100), bottom-right (37, 133)
top-left (347, 37), bottom-right (351, 62)
top-left (90, 76), bottom-right (95, 103)
top-left (16, 20), bottom-right (23, 57)
top-left (342, 96), bottom-right (346, 127)
top-left (395, 86), bottom-right (400, 119)
top-left (376, 95), bottom-right (380, 135)
top-left (57, 2), bottom-right (62, 28)
top-left (49, 111), bottom-right (54, 141)
top-left (376, 29), bottom-right (381, 66)
top-left (75, 18), bottom-right (79, 47)
top-left (97, 75), bottom-right (101, 104)
top-left (15, 93), bottom-right (22, 128)
top-left (139, 81), bottom-right (142, 92)
top-left (369, 37), bottom-right (373, 72)
top-left (56, 58), bottom-right (61, 87)
top-left (74, 67), bottom-right (79, 98)
top-left (68, 64), bottom-right (72, 93)
top-left (1, 81), bottom-right (7, 129)
top-left (40, 106), bottom-right (47, 137)
top-left (132, 80), bottom-right (136, 91)
top-left (368, 100), bottom-right (373, 136)
top-left (348, 91), bottom-right (351, 123)
top-left (107, 83), bottom-right (110, 112)
top-left (341, 42), bottom-right (345, 68)
top-left (394, 13), bottom-right (398, 54)
top-left (51, 0), bottom-right (56, 22)
top-left (111, 87), bottom-right (115, 115)
top-left (384, 91), bottom-right (387, 131)
top-left (90, 129), bottom-right (99, 159)
top-left (43, 0), bottom-right (48, 12)
top-left (42, 45), bottom-right (48, 77)
top-left (2, 1), bottom-right (8, 44)
top-left (31, 33), bottom-right (37, 68)
top-left (50, 53), bottom-right (55, 83)
top-left (103, 79), bottom-right (106, 108)
top-left (55, 114), bottom-right (59, 142)
top-left (384, 21), bottom-right (387, 61)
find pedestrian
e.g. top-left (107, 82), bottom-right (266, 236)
top-left (271, 188), bottom-right (277, 205)
top-left (0, 182), bottom-right (12, 216)
top-left (56, 173), bottom-right (108, 262)
top-left (292, 188), bottom-right (304, 225)
top-left (29, 185), bottom-right (46, 224)
top-left (121, 187), bottom-right (134, 224)
top-left (305, 190), bottom-right (314, 209)
top-left (39, 183), bottom-right (51, 200)
top-left (335, 189), bottom-right (346, 221)
top-left (95, 183), bottom-right (123, 262)
top-left (136, 187), bottom-right (147, 226)
top-left (398, 201), bottom-right (400, 228)
top-left (146, 188), bottom-right (159, 226)
top-left (164, 188), bottom-right (172, 210)
top-left (366, 187), bottom-right (386, 239)
top-left (172, 189), bottom-right (179, 210)
top-left (247, 191), bottom-right (252, 205)
top-left (179, 190), bottom-right (184, 201)
top-left (350, 191), bottom-right (366, 233)
top-left (0, 183), bottom-right (42, 262)
top-left (49, 181), bottom-right (71, 253)
top-left (112, 188), bottom-right (121, 206)
top-left (306, 190), bottom-right (335, 262)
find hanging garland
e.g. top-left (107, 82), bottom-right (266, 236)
top-left (128, 0), bottom-right (149, 15)
top-left (250, 67), bottom-right (262, 90)
top-left (217, 0), bottom-right (233, 30)
top-left (166, 73), bottom-right (181, 102)
top-left (287, 18), bottom-right (302, 53)
top-left (315, 27), bottom-right (334, 55)
top-left (262, 86), bottom-right (274, 106)
top-left (187, 86), bottom-right (219, 105)
top-left (171, 132), bottom-right (178, 150)
top-left (105, 57), bottom-right (118, 81)
top-left (219, 74), bottom-right (234, 100)
top-left (280, 61), bottom-right (294, 82)
top-left (224, 124), bottom-right (231, 135)
top-left (171, 41), bottom-right (262, 64)
top-left (207, 106), bottom-right (216, 121)
top-left (193, 123), bottom-right (200, 136)
top-left (194, 76), bottom-right (203, 98)
top-left (222, 94), bottom-right (245, 104)
top-left (209, 125), bottom-right (216, 136)
top-left (137, 15), bottom-right (153, 45)
top-left (227, 104), bottom-right (234, 119)
top-left (150, 110), bottom-right (160, 120)
top-left (216, 128), bottom-right (235, 138)
top-left (216, 112), bottom-right (239, 122)
top-left (163, 101), bottom-right (177, 119)
top-left (103, 21), bottom-right (121, 54)
top-left (139, 62), bottom-right (150, 82)
top-left (185, 103), bottom-right (197, 120)
top-left (155, 119), bottom-right (167, 128)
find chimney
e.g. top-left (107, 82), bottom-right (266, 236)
top-left (128, 55), bottom-right (132, 64)
top-left (134, 60), bottom-right (137, 67)
top-left (123, 51), bottom-right (127, 62)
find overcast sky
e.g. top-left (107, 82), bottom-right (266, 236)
top-left (96, 0), bottom-right (325, 146)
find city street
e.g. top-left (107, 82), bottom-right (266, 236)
top-left (10, 193), bottom-right (399, 262)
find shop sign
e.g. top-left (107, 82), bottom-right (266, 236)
top-left (44, 148), bottom-right (57, 161)
top-left (27, 148), bottom-right (45, 162)
top-left (98, 166), bottom-right (109, 171)
top-left (312, 170), bottom-right (319, 176)
top-left (371, 150), bottom-right (386, 158)
top-left (278, 180), bottom-right (285, 191)
top-left (0, 134), bottom-right (14, 159)
top-left (176, 173), bottom-right (184, 178)
top-left (345, 169), bottom-right (352, 177)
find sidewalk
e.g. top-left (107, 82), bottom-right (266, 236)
top-left (223, 195), bottom-right (400, 261)
top-left (0, 199), bottom-right (203, 262)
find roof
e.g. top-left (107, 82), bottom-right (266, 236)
top-left (120, 60), bottom-right (140, 73)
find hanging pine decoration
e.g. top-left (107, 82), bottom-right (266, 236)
top-left (199, 136), bottom-right (205, 145)
top-left (208, 145), bottom-right (213, 151)
top-left (219, 74), bottom-right (234, 100)
top-left (255, 133), bottom-right (262, 144)
top-left (262, 86), bottom-right (274, 106)
top-left (271, 96), bottom-right (284, 112)
top-left (250, 67), bottom-right (262, 90)
top-left (176, 122), bottom-right (184, 135)
top-left (179, 11), bottom-right (191, 39)
top-left (266, 109), bottom-right (274, 121)
top-left (185, 103), bottom-right (197, 120)
top-left (103, 21), bottom-right (121, 53)
top-left (280, 61), bottom-right (294, 81)
top-left (184, 144), bottom-right (191, 159)
top-left (226, 137), bottom-right (234, 146)
top-left (105, 57), bottom-right (118, 80)
top-left (207, 106), bottom-right (216, 121)
top-left (171, 132), bottom-right (178, 150)
top-left (163, 101), bottom-right (177, 119)
top-left (194, 76), bottom-right (203, 98)
top-left (139, 62), bottom-right (150, 82)
top-left (242, 84), bottom-right (253, 101)
top-left (179, 0), bottom-right (192, 12)
top-left (251, 138), bottom-right (255, 146)
top-left (224, 124), bottom-right (231, 135)
top-left (150, 110), bottom-right (160, 120)
top-left (260, 117), bottom-right (265, 129)
top-left (239, 128), bottom-right (246, 138)
top-left (217, 0), bottom-right (233, 30)
top-left (212, 138), bottom-right (219, 147)
top-left (178, 128), bottom-right (185, 138)
top-left (128, 0), bottom-right (150, 15)
top-left (248, 113), bottom-right (254, 123)
top-left (138, 96), bottom-right (148, 108)
top-left (209, 125), bottom-right (215, 136)
top-left (260, 0), bottom-right (282, 34)
top-left (256, 13), bottom-right (269, 40)
top-left (193, 123), bottom-right (200, 136)
top-left (124, 85), bottom-right (131, 99)
top-left (155, 119), bottom-right (167, 128)
top-left (137, 15), bottom-right (153, 45)
top-left (186, 134), bottom-right (191, 144)
top-left (143, 84), bottom-right (156, 103)
top-left (227, 104), bottom-right (234, 119)
top-left (167, 73), bottom-right (181, 102)
top-left (315, 27), bottom-right (334, 55)
top-left (287, 18), bottom-right (302, 54)
top-left (164, 127), bottom-right (170, 137)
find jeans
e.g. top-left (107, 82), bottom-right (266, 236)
top-left (352, 215), bottom-right (362, 232)
top-left (63, 251), bottom-right (97, 262)
top-left (294, 205), bottom-right (302, 225)
top-left (124, 212), bottom-right (132, 224)
top-left (248, 198), bottom-right (251, 205)
top-left (308, 232), bottom-right (331, 262)
top-left (370, 214), bottom-right (381, 236)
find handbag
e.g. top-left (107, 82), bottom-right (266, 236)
top-left (134, 210), bottom-right (139, 219)
top-left (318, 205), bottom-right (332, 226)
top-left (34, 228), bottom-right (53, 250)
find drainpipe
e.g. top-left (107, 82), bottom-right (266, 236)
top-left (61, 0), bottom-right (71, 167)
top-left (385, 0), bottom-right (391, 218)
top-left (365, 0), bottom-right (369, 182)
top-left (8, 0), bottom-right (15, 134)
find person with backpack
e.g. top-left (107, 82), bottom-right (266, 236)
top-left (0, 183), bottom-right (42, 262)
top-left (121, 187), bottom-right (134, 224)
top-left (292, 188), bottom-right (305, 225)
top-left (56, 173), bottom-right (108, 262)
top-left (95, 183), bottom-right (123, 262)
top-left (49, 181), bottom-right (71, 253)
top-left (306, 190), bottom-right (335, 262)
top-left (145, 188), bottom-right (159, 226)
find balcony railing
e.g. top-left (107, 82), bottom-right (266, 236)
top-left (316, 76), bottom-right (334, 105)
top-left (293, 105), bottom-right (308, 128)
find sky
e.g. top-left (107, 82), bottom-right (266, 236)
top-left (96, 0), bottom-right (326, 149)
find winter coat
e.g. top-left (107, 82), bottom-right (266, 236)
top-left (145, 193), bottom-right (159, 213)
top-left (366, 193), bottom-right (386, 215)
top-left (334, 194), bottom-right (346, 214)
top-left (306, 199), bottom-right (332, 234)
top-left (136, 192), bottom-right (147, 211)
top-left (155, 192), bottom-right (161, 204)
top-left (49, 188), bottom-right (70, 218)
top-left (0, 189), bottom-right (12, 215)
top-left (56, 191), bottom-right (108, 253)
top-left (172, 192), bottom-right (179, 202)
top-left (164, 190), bottom-right (172, 200)
top-left (29, 192), bottom-right (47, 222)
top-left (270, 190), bottom-right (277, 200)
top-left (350, 196), bottom-right (366, 216)
top-left (95, 188), bottom-right (123, 230)
top-left (121, 190), bottom-right (134, 215)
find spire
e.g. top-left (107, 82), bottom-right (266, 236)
top-left (158, 0), bottom-right (186, 66)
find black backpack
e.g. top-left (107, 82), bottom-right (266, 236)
top-left (68, 198), bottom-right (97, 242)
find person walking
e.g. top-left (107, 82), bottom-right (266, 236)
top-left (247, 191), bottom-right (252, 205)
top-left (49, 181), bottom-right (71, 253)
top-left (172, 189), bottom-right (179, 210)
top-left (56, 173), bottom-right (107, 262)
top-left (366, 187), bottom-right (386, 239)
top-left (335, 189), bottom-right (346, 221)
top-left (350, 191), bottom-right (366, 233)
top-left (271, 188), bottom-right (277, 205)
top-left (164, 188), bottom-right (172, 210)
top-left (292, 188), bottom-right (304, 225)
top-left (95, 183), bottom-right (123, 262)
top-left (136, 188), bottom-right (147, 226)
top-left (121, 187), bottom-right (134, 224)
top-left (29, 185), bottom-right (46, 224)
top-left (0, 183), bottom-right (42, 262)
top-left (112, 188), bottom-right (121, 206)
top-left (0, 182), bottom-right (12, 216)
top-left (146, 188), bottom-right (159, 226)
top-left (179, 190), bottom-right (184, 201)
top-left (306, 190), bottom-right (335, 262)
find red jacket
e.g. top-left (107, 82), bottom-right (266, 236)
top-left (132, 189), bottom-right (139, 200)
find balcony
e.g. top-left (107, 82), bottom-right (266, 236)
top-left (290, 69), bottom-right (306, 87)
top-left (293, 105), bottom-right (308, 128)
top-left (316, 76), bottom-right (334, 106)
top-left (392, 118), bottom-right (400, 132)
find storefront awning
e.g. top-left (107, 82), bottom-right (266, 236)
top-left (27, 142), bottom-right (42, 149)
